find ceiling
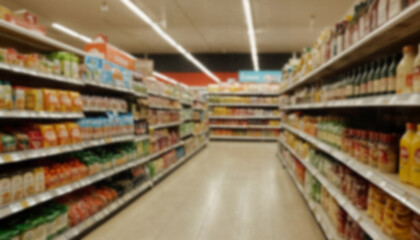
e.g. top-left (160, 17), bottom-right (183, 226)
top-left (0, 0), bottom-right (353, 54)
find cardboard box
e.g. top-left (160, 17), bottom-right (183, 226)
top-left (85, 35), bottom-right (135, 70)
top-left (135, 58), bottom-right (154, 77)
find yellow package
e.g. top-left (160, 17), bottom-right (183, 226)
top-left (54, 124), bottom-right (70, 145)
top-left (37, 124), bottom-right (58, 148)
top-left (68, 91), bottom-right (83, 112)
top-left (65, 122), bottom-right (81, 144)
top-left (25, 88), bottom-right (43, 111)
top-left (58, 90), bottom-right (72, 112)
top-left (42, 89), bottom-right (59, 112)
top-left (33, 167), bottom-right (45, 194)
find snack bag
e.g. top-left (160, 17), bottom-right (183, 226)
top-left (58, 90), bottom-right (72, 112)
top-left (68, 91), bottom-right (83, 112)
top-left (37, 124), bottom-right (58, 148)
top-left (3, 81), bottom-right (12, 110)
top-left (13, 86), bottom-right (26, 110)
top-left (25, 88), bottom-right (43, 111)
top-left (54, 124), bottom-right (70, 145)
top-left (42, 89), bottom-right (59, 112)
top-left (66, 122), bottom-right (81, 143)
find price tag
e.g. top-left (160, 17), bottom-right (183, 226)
top-left (2, 154), bottom-right (13, 163)
top-left (20, 200), bottom-right (29, 208)
top-left (106, 138), bottom-right (112, 144)
top-left (10, 202), bottom-right (23, 212)
top-left (39, 192), bottom-right (51, 202)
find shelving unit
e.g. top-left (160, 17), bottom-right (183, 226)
top-left (56, 140), bottom-right (208, 240)
top-left (279, 2), bottom-right (420, 94)
top-left (0, 16), bottom-right (210, 240)
top-left (279, 138), bottom-right (391, 240)
top-left (210, 124), bottom-right (280, 129)
top-left (208, 103), bottom-right (279, 107)
top-left (209, 115), bottom-right (281, 120)
top-left (279, 153), bottom-right (344, 240)
top-left (210, 136), bottom-right (277, 141)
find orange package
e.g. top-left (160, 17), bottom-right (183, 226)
top-left (58, 91), bottom-right (72, 112)
top-left (25, 88), bottom-right (43, 111)
top-left (37, 124), bottom-right (58, 148)
top-left (68, 91), bottom-right (83, 112)
top-left (54, 124), bottom-right (70, 145)
top-left (42, 89), bottom-right (59, 112)
top-left (66, 122), bottom-right (81, 143)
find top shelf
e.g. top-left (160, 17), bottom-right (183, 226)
top-left (280, 2), bottom-right (420, 95)
top-left (207, 92), bottom-right (280, 96)
top-left (0, 20), bottom-right (85, 56)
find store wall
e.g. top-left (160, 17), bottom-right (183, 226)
top-left (134, 53), bottom-right (292, 86)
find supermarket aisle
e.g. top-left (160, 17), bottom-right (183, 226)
top-left (84, 142), bottom-right (325, 240)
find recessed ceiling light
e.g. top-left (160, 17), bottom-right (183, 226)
top-left (121, 0), bottom-right (221, 83)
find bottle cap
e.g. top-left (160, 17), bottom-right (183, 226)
top-left (407, 122), bottom-right (416, 130)
top-left (403, 45), bottom-right (416, 54)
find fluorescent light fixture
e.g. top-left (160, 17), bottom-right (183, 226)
top-left (153, 71), bottom-right (177, 85)
top-left (121, 0), bottom-right (220, 83)
top-left (52, 23), bottom-right (92, 43)
top-left (242, 0), bottom-right (259, 71)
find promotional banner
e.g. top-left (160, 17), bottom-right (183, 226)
top-left (239, 70), bottom-right (282, 83)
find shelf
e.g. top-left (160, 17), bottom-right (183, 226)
top-left (207, 92), bottom-right (280, 96)
top-left (279, 139), bottom-right (391, 240)
top-left (57, 141), bottom-right (208, 240)
top-left (135, 134), bottom-right (149, 142)
top-left (148, 141), bottom-right (185, 160)
top-left (133, 92), bottom-right (148, 98)
top-left (149, 121), bottom-right (182, 130)
top-left (279, 2), bottom-right (420, 95)
top-left (209, 125), bottom-right (280, 129)
top-left (152, 141), bottom-right (207, 183)
top-left (0, 154), bottom-right (151, 220)
top-left (208, 103), bottom-right (278, 107)
top-left (282, 94), bottom-right (420, 109)
top-left (282, 123), bottom-right (420, 216)
top-left (83, 108), bottom-right (127, 113)
top-left (56, 181), bottom-right (152, 240)
top-left (0, 62), bottom-right (84, 86)
top-left (148, 91), bottom-right (179, 101)
top-left (148, 105), bottom-right (181, 111)
top-left (0, 134), bottom-right (135, 165)
top-left (0, 110), bottom-right (84, 119)
top-left (209, 115), bottom-right (281, 120)
top-left (210, 135), bottom-right (278, 141)
top-left (85, 81), bottom-right (133, 95)
top-left (279, 153), bottom-right (344, 240)
top-left (0, 19), bottom-right (86, 56)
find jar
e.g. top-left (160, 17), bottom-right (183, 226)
top-left (354, 130), bottom-right (361, 160)
top-left (359, 130), bottom-right (369, 164)
top-left (378, 133), bottom-right (397, 173)
top-left (368, 131), bottom-right (379, 167)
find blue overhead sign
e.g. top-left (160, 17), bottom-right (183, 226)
top-left (239, 70), bottom-right (282, 83)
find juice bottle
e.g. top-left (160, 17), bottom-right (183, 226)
top-left (400, 123), bottom-right (416, 184)
top-left (413, 43), bottom-right (420, 93)
top-left (396, 45), bottom-right (416, 94)
top-left (412, 124), bottom-right (420, 187)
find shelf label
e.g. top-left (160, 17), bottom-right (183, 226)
top-left (2, 154), bottom-right (13, 162)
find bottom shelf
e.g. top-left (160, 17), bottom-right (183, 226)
top-left (56, 141), bottom-right (208, 240)
top-left (278, 153), bottom-right (343, 240)
top-left (210, 135), bottom-right (277, 141)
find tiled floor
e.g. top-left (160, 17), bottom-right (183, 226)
top-left (84, 142), bottom-right (325, 240)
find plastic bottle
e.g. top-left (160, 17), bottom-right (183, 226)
top-left (411, 124), bottom-right (420, 187)
top-left (396, 45), bottom-right (416, 94)
top-left (400, 123), bottom-right (416, 184)
top-left (413, 44), bottom-right (420, 93)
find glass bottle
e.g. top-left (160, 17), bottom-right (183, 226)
top-left (379, 56), bottom-right (389, 94)
top-left (360, 64), bottom-right (370, 97)
top-left (367, 61), bottom-right (376, 95)
top-left (354, 67), bottom-right (362, 97)
top-left (373, 60), bottom-right (382, 95)
top-left (388, 55), bottom-right (397, 94)
top-left (346, 70), bottom-right (355, 98)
